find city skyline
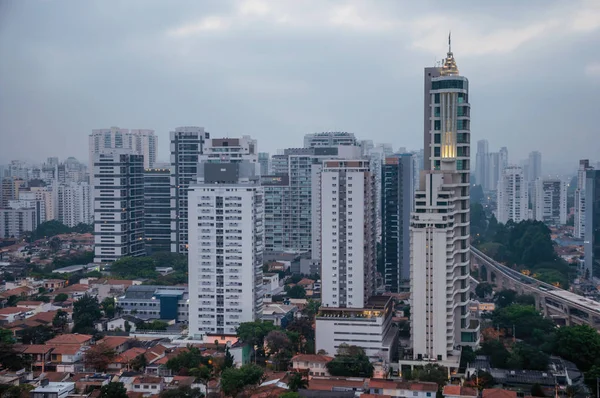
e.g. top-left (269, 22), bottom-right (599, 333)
top-left (2, 1), bottom-right (600, 172)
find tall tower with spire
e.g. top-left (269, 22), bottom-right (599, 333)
top-left (409, 37), bottom-right (480, 362)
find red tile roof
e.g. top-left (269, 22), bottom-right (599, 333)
top-left (47, 345), bottom-right (81, 355)
top-left (97, 336), bottom-right (130, 349)
top-left (116, 347), bottom-right (147, 363)
top-left (22, 345), bottom-right (53, 354)
top-left (308, 377), bottom-right (366, 391)
top-left (291, 354), bottom-right (333, 363)
top-left (133, 376), bottom-right (162, 384)
top-left (483, 389), bottom-right (518, 398)
top-left (444, 385), bottom-right (478, 397)
top-left (0, 306), bottom-right (29, 314)
top-left (46, 334), bottom-right (92, 345)
top-left (362, 395), bottom-right (392, 398)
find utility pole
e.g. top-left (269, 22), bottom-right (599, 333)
top-left (513, 324), bottom-right (516, 342)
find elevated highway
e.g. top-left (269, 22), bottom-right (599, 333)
top-left (471, 247), bottom-right (600, 329)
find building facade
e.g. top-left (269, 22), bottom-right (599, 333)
top-left (188, 161), bottom-right (264, 338)
top-left (382, 154), bottom-right (414, 293)
top-left (410, 44), bottom-right (478, 362)
top-left (93, 152), bottom-right (145, 263)
top-left (527, 151), bottom-right (542, 183)
top-left (89, 127), bottom-right (157, 170)
top-left (57, 182), bottom-right (92, 227)
top-left (170, 126), bottom-right (209, 254)
top-left (258, 152), bottom-right (270, 176)
top-left (475, 140), bottom-right (488, 188)
top-left (534, 178), bottom-right (567, 225)
top-left (144, 168), bottom-right (171, 254)
top-left (575, 160), bottom-right (593, 239)
top-left (585, 170), bottom-right (600, 279)
top-left (497, 165), bottom-right (529, 224)
top-left (0, 207), bottom-right (38, 238)
top-left (304, 132), bottom-right (357, 148)
top-left (261, 174), bottom-right (291, 252)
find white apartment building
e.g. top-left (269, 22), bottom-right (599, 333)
top-left (304, 132), bottom-right (357, 148)
top-left (31, 186), bottom-right (58, 222)
top-left (534, 178), bottom-right (567, 225)
top-left (319, 159), bottom-right (376, 309)
top-left (89, 127), bottom-right (157, 169)
top-left (409, 44), bottom-right (478, 363)
top-left (93, 152), bottom-right (145, 263)
top-left (0, 207), bottom-right (38, 238)
top-left (575, 159), bottom-right (593, 239)
top-left (497, 165), bottom-right (529, 224)
top-left (58, 182), bottom-right (92, 227)
top-left (188, 161), bottom-right (264, 338)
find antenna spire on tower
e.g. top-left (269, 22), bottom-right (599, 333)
top-left (448, 30), bottom-right (452, 53)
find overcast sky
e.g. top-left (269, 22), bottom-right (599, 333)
top-left (1, 0), bottom-right (599, 174)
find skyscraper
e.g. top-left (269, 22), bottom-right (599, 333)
top-left (533, 178), bottom-right (567, 226)
top-left (410, 40), bottom-right (478, 362)
top-left (93, 152), bottom-right (145, 263)
top-left (527, 151), bottom-right (542, 182)
top-left (170, 126), bottom-right (209, 254)
top-left (499, 147), bottom-right (509, 172)
top-left (486, 152), bottom-right (500, 192)
top-left (144, 168), bottom-right (171, 254)
top-left (497, 165), bottom-right (529, 224)
top-left (585, 170), bottom-right (600, 279)
top-left (258, 152), bottom-right (270, 176)
top-left (88, 127), bottom-right (158, 170)
top-left (382, 154), bottom-right (414, 293)
top-left (57, 182), bottom-right (92, 227)
top-left (475, 139), bottom-right (488, 188)
top-left (188, 146), bottom-right (263, 339)
top-left (575, 160), bottom-right (593, 239)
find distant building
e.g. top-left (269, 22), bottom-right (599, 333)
top-left (304, 132), bottom-right (357, 148)
top-left (533, 178), bottom-right (567, 225)
top-left (116, 285), bottom-right (188, 323)
top-left (585, 170), bottom-right (600, 279)
top-left (497, 165), bottom-right (529, 224)
top-left (575, 159), bottom-right (593, 239)
top-left (475, 140), bottom-right (488, 188)
top-left (0, 207), bottom-right (38, 239)
top-left (144, 168), bottom-right (171, 254)
top-left (93, 152), bottom-right (145, 263)
top-left (57, 182), bottom-right (92, 227)
top-left (258, 152), bottom-right (270, 176)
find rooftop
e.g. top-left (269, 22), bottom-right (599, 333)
top-left (46, 334), bottom-right (92, 345)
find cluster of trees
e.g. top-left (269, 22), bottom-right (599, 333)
top-left (136, 320), bottom-right (169, 331)
top-left (72, 294), bottom-right (103, 334)
top-left (472, 205), bottom-right (574, 288)
top-left (110, 252), bottom-right (188, 284)
top-left (25, 220), bottom-right (94, 241)
top-left (326, 344), bottom-right (373, 377)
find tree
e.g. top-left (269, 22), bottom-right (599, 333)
top-left (101, 297), bottom-right (116, 319)
top-left (0, 384), bottom-right (35, 398)
top-left (0, 329), bottom-right (15, 344)
top-left (21, 325), bottom-right (55, 344)
top-left (159, 386), bottom-right (204, 398)
top-left (326, 344), bottom-right (373, 377)
top-left (465, 370), bottom-right (495, 391)
top-left (280, 393), bottom-right (301, 398)
top-left (475, 283), bottom-right (493, 299)
top-left (52, 310), bottom-right (69, 332)
top-left (495, 289), bottom-right (517, 308)
top-left (110, 256), bottom-right (158, 279)
top-left (136, 320), bottom-right (169, 331)
top-left (0, 341), bottom-right (28, 371)
top-left (478, 340), bottom-right (510, 368)
top-left (265, 330), bottom-right (293, 371)
top-left (84, 342), bottom-right (116, 372)
top-left (73, 294), bottom-right (102, 334)
top-left (460, 346), bottom-right (476, 369)
top-left (551, 325), bottom-right (600, 372)
top-left (54, 293), bottom-right (68, 302)
top-left (288, 372), bottom-right (308, 392)
top-left (285, 285), bottom-right (307, 299)
top-left (507, 342), bottom-right (549, 371)
top-left (236, 320), bottom-right (276, 351)
top-left (224, 346), bottom-right (235, 370)
top-left (491, 304), bottom-right (554, 341)
top-left (49, 237), bottom-right (62, 253)
top-left (220, 364), bottom-right (264, 397)
top-left (130, 353), bottom-right (148, 371)
top-left (99, 382), bottom-right (128, 398)
top-left (409, 364), bottom-right (448, 386)
top-left (531, 383), bottom-right (545, 397)
top-left (302, 299), bottom-right (320, 319)
top-left (166, 346), bottom-right (212, 374)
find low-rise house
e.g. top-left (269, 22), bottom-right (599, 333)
top-left (291, 354), bottom-right (333, 378)
top-left (113, 347), bottom-right (147, 370)
top-left (97, 336), bottom-right (131, 354)
top-left (367, 380), bottom-right (439, 398)
top-left (43, 279), bottom-right (66, 290)
top-left (49, 345), bottom-right (85, 373)
top-left (307, 377), bottom-right (367, 394)
top-left (297, 278), bottom-right (315, 290)
top-left (17, 300), bottom-right (51, 314)
top-left (88, 278), bottom-right (136, 301)
top-left (263, 273), bottom-right (280, 294)
top-left (69, 373), bottom-right (111, 392)
top-left (20, 345), bottom-right (53, 371)
top-left (104, 315), bottom-right (139, 332)
top-left (29, 380), bottom-right (75, 398)
top-left (116, 285), bottom-right (188, 323)
top-left (443, 385), bottom-right (479, 398)
top-left (482, 389), bottom-right (518, 398)
top-left (0, 286), bottom-right (35, 299)
top-left (0, 306), bottom-right (28, 324)
top-left (46, 333), bottom-right (93, 346)
top-left (261, 303), bottom-right (298, 327)
top-left (51, 284), bottom-right (91, 300)
top-left (131, 375), bottom-right (164, 396)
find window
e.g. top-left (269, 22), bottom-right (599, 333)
top-left (434, 120), bottom-right (441, 131)
top-left (434, 133), bottom-right (441, 144)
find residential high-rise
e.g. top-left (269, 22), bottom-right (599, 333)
top-left (258, 152), bottom-right (270, 176)
top-left (499, 147), bottom-right (509, 172)
top-left (261, 174), bottom-right (291, 252)
top-left (319, 159), bottom-right (376, 308)
top-left (497, 165), bottom-right (529, 224)
top-left (475, 140), bottom-right (488, 188)
top-left (93, 152), bottom-right (145, 263)
top-left (88, 127), bottom-right (158, 170)
top-left (585, 170), bottom-right (600, 279)
top-left (304, 132), bottom-right (357, 148)
top-left (527, 151), bottom-right (542, 182)
top-left (575, 160), bottom-right (593, 239)
top-left (144, 168), bottom-right (171, 254)
top-left (188, 160), bottom-right (264, 339)
top-left (382, 154), bottom-right (414, 293)
top-left (486, 152), bottom-right (500, 192)
top-left (1, 177), bottom-right (25, 208)
top-left (0, 207), bottom-right (38, 238)
top-left (410, 42), bottom-right (479, 362)
top-left (170, 126), bottom-right (209, 254)
top-left (423, 66), bottom-right (441, 170)
top-left (57, 182), bottom-right (92, 227)
top-left (534, 178), bottom-right (567, 225)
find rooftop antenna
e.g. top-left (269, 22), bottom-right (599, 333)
top-left (448, 30), bottom-right (452, 53)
